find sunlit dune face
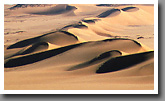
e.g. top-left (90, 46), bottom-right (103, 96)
top-left (4, 4), bottom-right (154, 90)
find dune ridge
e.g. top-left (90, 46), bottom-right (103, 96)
top-left (121, 6), bottom-right (139, 12)
top-left (4, 4), bottom-right (154, 90)
top-left (97, 8), bottom-right (121, 18)
top-left (67, 50), bottom-right (122, 71)
top-left (5, 42), bottom-right (49, 59)
top-left (9, 4), bottom-right (53, 10)
top-left (29, 4), bottom-right (77, 15)
top-left (96, 51), bottom-right (154, 73)
top-left (7, 30), bottom-right (78, 49)
top-left (5, 38), bottom-right (144, 68)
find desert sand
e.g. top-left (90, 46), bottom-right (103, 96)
top-left (4, 4), bottom-right (154, 90)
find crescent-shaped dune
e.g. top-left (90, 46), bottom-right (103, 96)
top-left (82, 19), bottom-right (100, 24)
top-left (97, 9), bottom-right (121, 18)
top-left (19, 42), bottom-right (49, 55)
top-left (96, 51), bottom-right (153, 73)
top-left (5, 42), bottom-right (49, 59)
top-left (7, 31), bottom-right (78, 49)
top-left (4, 38), bottom-right (144, 68)
top-left (61, 22), bottom-right (88, 30)
top-left (67, 50), bottom-right (122, 71)
top-left (4, 4), bottom-right (154, 90)
top-left (4, 43), bottom-right (82, 68)
top-left (121, 7), bottom-right (139, 12)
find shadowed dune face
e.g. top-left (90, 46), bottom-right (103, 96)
top-left (121, 7), bottom-right (139, 12)
top-left (96, 4), bottom-right (132, 7)
top-left (96, 51), bottom-right (154, 73)
top-left (40, 31), bottom-right (78, 45)
top-left (82, 19), bottom-right (100, 24)
top-left (6, 37), bottom-right (40, 49)
top-left (4, 38), bottom-right (143, 68)
top-left (93, 50), bottom-right (122, 60)
top-left (97, 9), bottom-right (121, 18)
top-left (98, 38), bottom-right (142, 53)
top-left (61, 23), bottom-right (88, 30)
top-left (19, 42), bottom-right (49, 55)
top-left (4, 4), bottom-right (154, 90)
top-left (29, 4), bottom-right (77, 15)
top-left (9, 4), bottom-right (53, 10)
top-left (4, 43), bottom-right (82, 68)
top-left (67, 50), bottom-right (122, 71)
top-left (7, 31), bottom-right (78, 49)
top-left (5, 42), bottom-right (49, 59)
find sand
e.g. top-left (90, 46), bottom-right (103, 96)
top-left (4, 4), bottom-right (154, 90)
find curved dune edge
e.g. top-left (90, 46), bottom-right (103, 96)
top-left (5, 42), bottom-right (49, 59)
top-left (7, 30), bottom-right (79, 49)
top-left (9, 4), bottom-right (54, 10)
top-left (4, 43), bottom-right (82, 68)
top-left (60, 22), bottom-right (88, 30)
top-left (61, 5), bottom-right (153, 42)
top-left (5, 38), bottom-right (147, 68)
top-left (67, 50), bottom-right (122, 71)
top-left (82, 19), bottom-right (99, 24)
top-left (4, 4), bottom-right (154, 90)
top-left (96, 51), bottom-right (154, 73)
top-left (97, 9), bottom-right (121, 18)
top-left (121, 6), bottom-right (139, 12)
top-left (10, 4), bottom-right (77, 16)
top-left (29, 4), bottom-right (77, 16)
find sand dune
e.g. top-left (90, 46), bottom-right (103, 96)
top-left (121, 6), bottom-right (139, 12)
top-left (7, 31), bottom-right (78, 49)
top-left (5, 42), bottom-right (49, 59)
top-left (5, 43), bottom-right (81, 68)
top-left (5, 38), bottom-right (144, 68)
top-left (96, 51), bottom-right (153, 73)
top-left (97, 8), bottom-right (121, 18)
top-left (4, 4), bottom-right (154, 90)
top-left (64, 5), bottom-right (154, 44)
top-left (82, 19), bottom-right (100, 23)
top-left (61, 22), bottom-right (88, 30)
top-left (67, 50), bottom-right (122, 71)
top-left (96, 4), bottom-right (133, 7)
top-left (9, 4), bottom-right (53, 10)
top-left (29, 4), bottom-right (77, 15)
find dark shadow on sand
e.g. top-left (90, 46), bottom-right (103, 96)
top-left (97, 9), bottom-right (121, 18)
top-left (96, 51), bottom-right (154, 73)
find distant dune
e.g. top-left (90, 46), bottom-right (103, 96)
top-left (97, 9), bottom-right (121, 18)
top-left (121, 7), bottom-right (139, 12)
top-left (29, 4), bottom-right (77, 15)
top-left (4, 4), bottom-right (154, 90)
top-left (9, 4), bottom-right (53, 10)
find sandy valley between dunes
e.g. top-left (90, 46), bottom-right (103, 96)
top-left (4, 4), bottom-right (154, 90)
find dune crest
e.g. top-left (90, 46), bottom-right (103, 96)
top-left (121, 6), bottom-right (139, 12)
top-left (5, 42), bottom-right (49, 59)
top-left (9, 4), bottom-right (53, 10)
top-left (29, 4), bottom-right (77, 15)
top-left (4, 38), bottom-right (146, 68)
top-left (96, 51), bottom-right (154, 73)
top-left (4, 4), bottom-right (154, 90)
top-left (67, 50), bottom-right (122, 71)
top-left (97, 9), bottom-right (121, 18)
top-left (7, 31), bottom-right (79, 49)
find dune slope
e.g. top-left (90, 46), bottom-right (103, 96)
top-left (4, 4), bottom-right (154, 90)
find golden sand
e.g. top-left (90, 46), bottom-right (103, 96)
top-left (4, 4), bottom-right (154, 90)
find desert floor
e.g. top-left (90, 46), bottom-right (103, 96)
top-left (4, 4), bottom-right (154, 90)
